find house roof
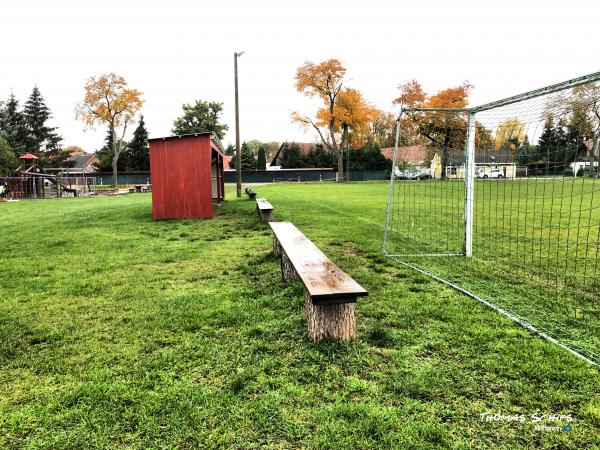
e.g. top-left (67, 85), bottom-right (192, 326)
top-left (68, 153), bottom-right (98, 169)
top-left (270, 142), bottom-right (316, 164)
top-left (380, 145), bottom-right (430, 165)
top-left (445, 149), bottom-right (516, 166)
top-left (223, 155), bottom-right (233, 171)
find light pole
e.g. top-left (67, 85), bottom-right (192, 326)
top-left (234, 51), bottom-right (245, 198)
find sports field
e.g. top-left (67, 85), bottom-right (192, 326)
top-left (385, 178), bottom-right (600, 363)
top-left (1, 183), bottom-right (599, 449)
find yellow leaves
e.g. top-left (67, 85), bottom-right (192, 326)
top-left (394, 80), bottom-right (472, 110)
top-left (293, 58), bottom-right (379, 149)
top-left (494, 117), bottom-right (526, 149)
top-left (295, 59), bottom-right (346, 100)
top-left (425, 82), bottom-right (472, 109)
top-left (394, 80), bottom-right (426, 106)
top-left (75, 72), bottom-right (143, 130)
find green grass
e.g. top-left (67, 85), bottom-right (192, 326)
top-left (1, 183), bottom-right (599, 449)
top-left (385, 178), bottom-right (600, 362)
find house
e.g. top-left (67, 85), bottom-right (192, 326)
top-left (268, 142), bottom-right (316, 169)
top-left (223, 155), bottom-right (233, 171)
top-left (381, 145), bottom-right (442, 178)
top-left (149, 133), bottom-right (225, 220)
top-left (570, 160), bottom-right (598, 175)
top-left (65, 152), bottom-right (100, 174)
top-left (444, 149), bottom-right (517, 179)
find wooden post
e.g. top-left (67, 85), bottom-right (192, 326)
top-left (260, 210), bottom-right (273, 222)
top-left (281, 251), bottom-right (298, 282)
top-left (305, 293), bottom-right (356, 342)
top-left (273, 236), bottom-right (282, 257)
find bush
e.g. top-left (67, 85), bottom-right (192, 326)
top-left (563, 169), bottom-right (574, 177)
top-left (0, 136), bottom-right (18, 176)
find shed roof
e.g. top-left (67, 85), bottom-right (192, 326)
top-left (148, 132), bottom-right (224, 155)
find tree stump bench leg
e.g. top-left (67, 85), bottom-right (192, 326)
top-left (305, 292), bottom-right (356, 342)
top-left (273, 235), bottom-right (282, 257)
top-left (281, 251), bottom-right (298, 282)
top-left (259, 210), bottom-right (273, 222)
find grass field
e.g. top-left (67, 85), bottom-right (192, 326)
top-left (1, 182), bottom-right (600, 449)
top-left (385, 178), bottom-right (600, 363)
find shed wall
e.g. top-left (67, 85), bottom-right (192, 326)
top-left (150, 135), bottom-right (214, 219)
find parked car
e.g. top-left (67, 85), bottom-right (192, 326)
top-left (477, 169), bottom-right (504, 179)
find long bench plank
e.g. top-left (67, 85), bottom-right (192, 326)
top-left (256, 198), bottom-right (273, 210)
top-left (269, 221), bottom-right (368, 303)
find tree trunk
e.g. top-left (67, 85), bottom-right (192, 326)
top-left (593, 136), bottom-right (600, 178)
top-left (280, 251), bottom-right (298, 283)
top-left (329, 124), bottom-right (343, 183)
top-left (305, 292), bottom-right (355, 342)
top-left (273, 236), bottom-right (282, 257)
top-left (112, 152), bottom-right (119, 188)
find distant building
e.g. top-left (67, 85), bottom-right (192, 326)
top-left (65, 152), bottom-right (100, 174)
top-left (223, 155), bottom-right (233, 171)
top-left (381, 145), bottom-right (442, 178)
top-left (444, 149), bottom-right (517, 178)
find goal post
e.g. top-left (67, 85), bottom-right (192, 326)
top-left (382, 71), bottom-right (600, 366)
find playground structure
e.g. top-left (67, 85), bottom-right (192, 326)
top-left (0, 154), bottom-right (97, 200)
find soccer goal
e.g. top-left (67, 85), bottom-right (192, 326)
top-left (382, 72), bottom-right (600, 365)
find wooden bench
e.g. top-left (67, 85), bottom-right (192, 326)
top-left (269, 221), bottom-right (367, 342)
top-left (245, 187), bottom-right (257, 199)
top-left (256, 198), bottom-right (273, 222)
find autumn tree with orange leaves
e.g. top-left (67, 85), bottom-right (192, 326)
top-left (292, 59), bottom-right (378, 181)
top-left (76, 73), bottom-right (143, 187)
top-left (394, 80), bottom-right (492, 177)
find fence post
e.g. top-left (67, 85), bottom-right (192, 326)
top-left (464, 113), bottom-right (476, 257)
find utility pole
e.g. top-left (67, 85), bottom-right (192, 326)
top-left (234, 51), bottom-right (245, 198)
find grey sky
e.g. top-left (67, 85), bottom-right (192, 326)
top-left (1, 0), bottom-right (598, 152)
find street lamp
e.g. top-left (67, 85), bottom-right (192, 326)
top-left (234, 51), bottom-right (245, 198)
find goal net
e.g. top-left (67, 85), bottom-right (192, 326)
top-left (383, 72), bottom-right (600, 365)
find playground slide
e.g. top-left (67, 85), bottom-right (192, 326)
top-left (44, 175), bottom-right (78, 196)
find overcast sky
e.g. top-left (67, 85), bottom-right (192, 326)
top-left (1, 0), bottom-right (599, 153)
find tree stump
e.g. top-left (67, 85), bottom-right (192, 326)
top-left (281, 251), bottom-right (298, 282)
top-left (273, 236), bottom-right (282, 257)
top-left (305, 292), bottom-right (356, 342)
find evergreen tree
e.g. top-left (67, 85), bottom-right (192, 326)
top-left (224, 143), bottom-right (235, 156)
top-left (256, 146), bottom-right (267, 170)
top-left (240, 142), bottom-right (256, 170)
top-left (0, 93), bottom-right (29, 155)
top-left (280, 143), bottom-right (306, 168)
top-left (304, 144), bottom-right (336, 168)
top-left (125, 115), bottom-right (149, 171)
top-left (23, 87), bottom-right (63, 160)
top-left (346, 146), bottom-right (390, 171)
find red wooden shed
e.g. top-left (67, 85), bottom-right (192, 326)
top-left (149, 133), bottom-right (225, 220)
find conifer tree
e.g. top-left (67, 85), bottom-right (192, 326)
top-left (23, 87), bottom-right (63, 159)
top-left (240, 142), bottom-right (256, 170)
top-left (125, 115), bottom-right (149, 171)
top-left (256, 146), bottom-right (267, 170)
top-left (0, 93), bottom-right (29, 156)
